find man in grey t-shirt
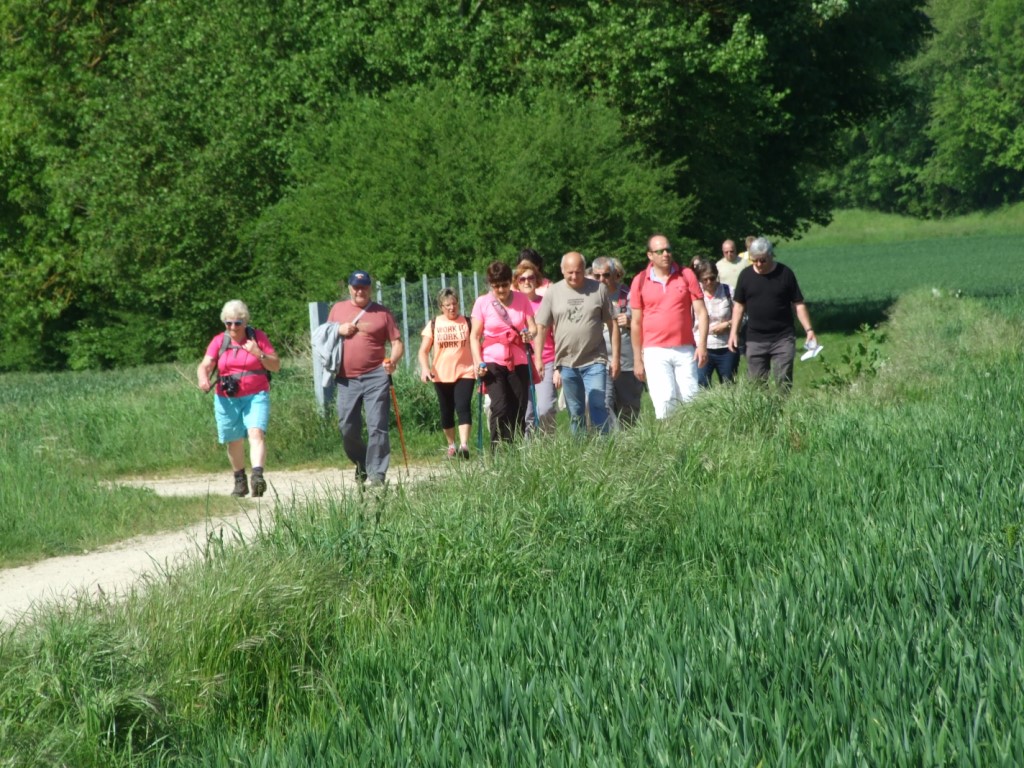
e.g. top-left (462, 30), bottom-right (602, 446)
top-left (534, 252), bottom-right (620, 435)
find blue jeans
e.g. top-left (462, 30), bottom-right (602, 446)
top-left (698, 347), bottom-right (739, 387)
top-left (560, 363), bottom-right (610, 435)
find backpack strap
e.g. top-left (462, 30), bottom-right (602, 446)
top-left (216, 326), bottom-right (271, 381)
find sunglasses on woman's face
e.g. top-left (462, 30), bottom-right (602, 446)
top-left (224, 320), bottom-right (245, 327)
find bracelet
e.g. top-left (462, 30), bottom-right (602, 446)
top-left (805, 328), bottom-right (813, 333)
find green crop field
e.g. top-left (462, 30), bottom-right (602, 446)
top-left (780, 210), bottom-right (1024, 333)
top-left (1, 209), bottom-right (1023, 765)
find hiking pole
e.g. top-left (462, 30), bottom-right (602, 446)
top-left (526, 342), bottom-right (540, 431)
top-left (384, 360), bottom-right (409, 472)
top-left (476, 363), bottom-right (486, 453)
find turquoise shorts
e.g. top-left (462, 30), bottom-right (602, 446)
top-left (214, 390), bottom-right (270, 443)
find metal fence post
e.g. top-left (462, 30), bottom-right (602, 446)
top-left (400, 277), bottom-right (410, 371)
top-left (421, 274), bottom-right (429, 330)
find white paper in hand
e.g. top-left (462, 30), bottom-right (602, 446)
top-left (800, 340), bottom-right (823, 362)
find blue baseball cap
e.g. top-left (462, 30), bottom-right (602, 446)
top-left (348, 270), bottom-right (372, 287)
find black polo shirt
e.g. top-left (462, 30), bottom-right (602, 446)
top-left (734, 262), bottom-right (804, 343)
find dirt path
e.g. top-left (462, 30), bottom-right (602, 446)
top-left (0, 466), bottom-right (435, 627)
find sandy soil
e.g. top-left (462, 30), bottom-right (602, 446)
top-left (0, 466), bottom-right (435, 627)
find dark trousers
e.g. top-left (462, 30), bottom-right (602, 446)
top-left (698, 347), bottom-right (740, 387)
top-left (336, 367), bottom-right (391, 481)
top-left (482, 363), bottom-right (529, 446)
top-left (746, 334), bottom-right (796, 387)
top-left (608, 370), bottom-right (645, 427)
top-left (434, 378), bottom-right (475, 429)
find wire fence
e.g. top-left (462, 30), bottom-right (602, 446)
top-left (309, 272), bottom-right (485, 407)
top-left (373, 272), bottom-right (486, 370)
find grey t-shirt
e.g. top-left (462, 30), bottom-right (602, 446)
top-left (535, 279), bottom-right (614, 368)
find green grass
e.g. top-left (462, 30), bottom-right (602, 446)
top-left (756, 206), bottom-right (1024, 386)
top-left (0, 208), bottom-right (1022, 762)
top-left (1, 287), bottom-right (1022, 765)
top-left (0, 347), bottom-right (497, 564)
top-left (783, 201), bottom-right (1024, 246)
top-left (1, 206), bottom-right (1022, 563)
top-left (775, 203), bottom-right (1024, 334)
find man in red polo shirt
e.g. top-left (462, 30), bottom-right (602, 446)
top-left (630, 234), bottom-right (709, 419)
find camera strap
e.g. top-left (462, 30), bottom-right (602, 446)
top-left (215, 326), bottom-right (272, 384)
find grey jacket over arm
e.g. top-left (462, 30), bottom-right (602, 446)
top-left (312, 321), bottom-right (342, 387)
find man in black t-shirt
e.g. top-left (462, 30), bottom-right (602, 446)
top-left (727, 237), bottom-right (817, 387)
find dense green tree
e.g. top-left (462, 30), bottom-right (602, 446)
top-left (826, 0), bottom-right (1024, 216)
top-left (0, 0), bottom-right (135, 369)
top-left (245, 84), bottom-right (689, 341)
top-left (57, 0), bottom-right (323, 367)
top-left (916, 0), bottom-right (1024, 213)
top-left (0, 0), bottom-right (930, 370)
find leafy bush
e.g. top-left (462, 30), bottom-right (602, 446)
top-left (244, 83), bottom-right (688, 344)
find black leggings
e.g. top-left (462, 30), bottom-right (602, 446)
top-left (482, 363), bottom-right (529, 445)
top-left (434, 378), bottom-right (475, 429)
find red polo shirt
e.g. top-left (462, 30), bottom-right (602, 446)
top-left (629, 264), bottom-right (702, 348)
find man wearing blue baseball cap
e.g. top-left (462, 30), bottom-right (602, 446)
top-left (327, 270), bottom-right (404, 486)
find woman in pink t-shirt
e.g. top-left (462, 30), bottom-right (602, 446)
top-left (518, 247), bottom-right (552, 296)
top-left (470, 261), bottom-right (537, 448)
top-left (196, 299), bottom-right (281, 498)
top-left (418, 288), bottom-right (476, 459)
top-left (514, 259), bottom-right (557, 434)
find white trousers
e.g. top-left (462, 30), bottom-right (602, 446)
top-left (643, 345), bottom-right (698, 419)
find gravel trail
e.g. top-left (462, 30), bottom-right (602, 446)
top-left (0, 466), bottom-right (432, 627)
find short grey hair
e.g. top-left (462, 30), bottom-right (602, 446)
top-left (748, 237), bottom-right (774, 259)
top-left (220, 299), bottom-right (251, 324)
top-left (592, 255), bottom-right (624, 279)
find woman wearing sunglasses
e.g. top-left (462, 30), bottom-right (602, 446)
top-left (513, 259), bottom-right (557, 435)
top-left (196, 299), bottom-right (281, 497)
top-left (470, 261), bottom-right (537, 448)
top-left (693, 260), bottom-right (739, 386)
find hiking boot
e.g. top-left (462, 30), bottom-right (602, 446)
top-left (231, 471), bottom-right (249, 497)
top-left (446, 445), bottom-right (457, 459)
top-left (458, 446), bottom-right (470, 460)
top-left (355, 464), bottom-right (368, 485)
top-left (251, 471), bottom-right (267, 498)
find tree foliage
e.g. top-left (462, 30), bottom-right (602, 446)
top-left (0, 0), bottom-right (929, 370)
top-left (826, 0), bottom-right (1024, 216)
top-left (245, 84), bottom-right (689, 342)
top-left (0, 0), bottom-right (136, 369)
